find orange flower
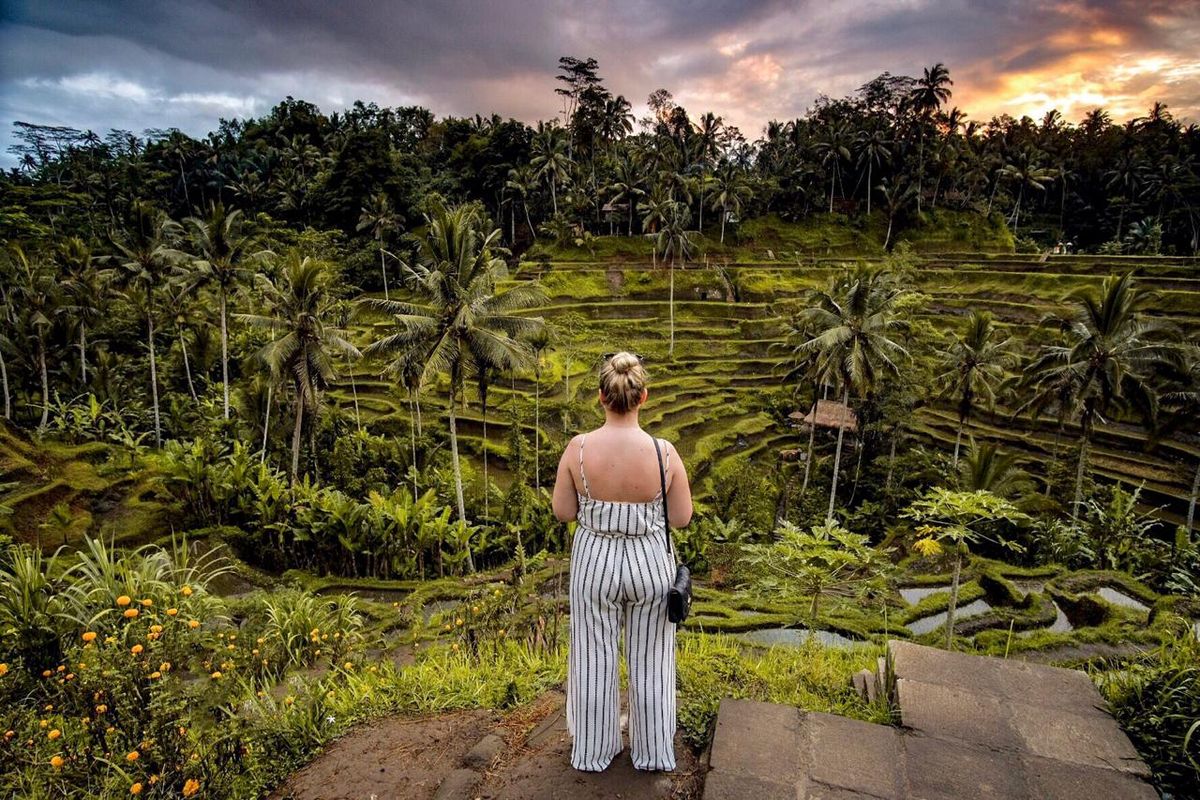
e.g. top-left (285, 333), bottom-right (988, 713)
top-left (131, 645), bottom-right (144, 655)
top-left (130, 783), bottom-right (143, 795)
top-left (166, 608), bottom-right (178, 617)
top-left (0, 663), bottom-right (7, 678)
top-left (116, 596), bottom-right (132, 607)
top-left (150, 625), bottom-right (163, 634)
top-left (181, 586), bottom-right (194, 597)
top-left (42, 669), bottom-right (52, 678)
top-left (124, 608), bottom-right (139, 619)
top-left (96, 705), bottom-right (108, 714)
top-left (48, 729), bottom-right (61, 741)
top-left (159, 662), bottom-right (171, 672)
top-left (149, 671), bottom-right (161, 679)
top-left (126, 750), bottom-right (139, 762)
top-left (187, 620), bottom-right (200, 630)
top-left (50, 755), bottom-right (65, 769)
top-left (82, 631), bottom-right (97, 643)
top-left (182, 778), bottom-right (200, 797)
top-left (140, 599), bottom-right (153, 607)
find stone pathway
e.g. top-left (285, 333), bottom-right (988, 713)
top-left (703, 640), bottom-right (1156, 800)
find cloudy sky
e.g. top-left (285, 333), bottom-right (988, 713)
top-left (2, 0), bottom-right (1198, 166)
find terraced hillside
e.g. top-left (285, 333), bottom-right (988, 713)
top-left (331, 250), bottom-right (1199, 522)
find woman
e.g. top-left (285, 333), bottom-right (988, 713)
top-left (552, 351), bottom-right (693, 773)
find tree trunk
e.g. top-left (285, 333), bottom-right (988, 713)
top-left (408, 393), bottom-right (419, 501)
top-left (866, 162), bottom-right (873, 215)
top-left (826, 387), bottom-right (850, 523)
top-left (534, 370), bottom-right (541, 491)
top-left (1072, 432), bottom-right (1090, 524)
top-left (828, 172), bottom-right (835, 214)
top-left (800, 396), bottom-right (818, 499)
top-left (1045, 419), bottom-right (1065, 497)
top-left (668, 257), bottom-right (676, 356)
top-left (953, 420), bottom-right (964, 467)
top-left (261, 385), bottom-right (271, 465)
top-left (349, 363), bottom-right (361, 432)
top-left (146, 318), bottom-right (161, 447)
top-left (550, 181), bottom-right (558, 217)
top-left (179, 330), bottom-right (198, 402)
top-left (884, 214), bottom-right (894, 250)
top-left (720, 209), bottom-right (727, 244)
top-left (628, 202), bottom-right (634, 237)
top-left (945, 547), bottom-right (962, 650)
top-left (290, 386), bottom-right (304, 481)
top-left (885, 429), bottom-right (898, 492)
top-left (79, 325), bottom-right (88, 385)
top-left (1186, 457), bottom-right (1199, 533)
top-left (379, 241), bottom-right (389, 302)
top-left (447, 388), bottom-right (474, 571)
top-left (38, 338), bottom-right (50, 430)
top-left (219, 290), bottom-right (230, 420)
top-left (0, 345), bottom-right (10, 419)
top-left (525, 203), bottom-right (535, 241)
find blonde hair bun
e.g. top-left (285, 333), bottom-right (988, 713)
top-left (599, 351), bottom-right (648, 413)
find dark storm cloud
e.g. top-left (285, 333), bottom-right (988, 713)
top-left (1, 0), bottom-right (1197, 167)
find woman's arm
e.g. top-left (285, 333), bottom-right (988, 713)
top-left (551, 436), bottom-right (581, 522)
top-left (664, 440), bottom-right (693, 527)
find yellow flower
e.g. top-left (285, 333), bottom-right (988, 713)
top-left (126, 750), bottom-right (139, 762)
top-left (284, 696), bottom-right (294, 706)
top-left (42, 669), bottom-right (52, 678)
top-left (188, 620), bottom-right (200, 630)
top-left (343, 661), bottom-right (353, 670)
top-left (82, 631), bottom-right (97, 643)
top-left (131, 644), bottom-right (144, 655)
top-left (159, 662), bottom-right (171, 672)
top-left (498, 628), bottom-right (506, 637)
top-left (116, 595), bottom-right (131, 607)
top-left (183, 778), bottom-right (200, 796)
top-left (149, 671), bottom-right (162, 679)
top-left (912, 538), bottom-right (944, 558)
top-left (166, 608), bottom-right (178, 617)
top-left (455, 618), bottom-right (463, 626)
top-left (96, 705), bottom-right (108, 714)
top-left (124, 608), bottom-right (139, 619)
top-left (140, 598), bottom-right (153, 607)
top-left (130, 783), bottom-right (143, 795)
top-left (0, 663), bottom-right (7, 678)
top-left (150, 625), bottom-right (163, 634)
top-left (48, 729), bottom-right (61, 741)
top-left (181, 586), bottom-right (193, 597)
top-left (210, 671), bottom-right (222, 680)
top-left (50, 755), bottom-right (65, 769)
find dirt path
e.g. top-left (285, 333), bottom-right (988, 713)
top-left (271, 689), bottom-right (706, 800)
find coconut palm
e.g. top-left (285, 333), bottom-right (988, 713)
top-left (908, 62), bottom-right (954, 213)
top-left (1026, 273), bottom-right (1176, 521)
top-left (692, 112), bottom-right (723, 230)
top-left (356, 192), bottom-right (402, 301)
top-left (109, 203), bottom-right (184, 446)
top-left (792, 267), bottom-right (910, 523)
top-left (531, 123), bottom-right (572, 217)
top-left (184, 202), bottom-right (265, 420)
top-left (505, 166), bottom-right (539, 241)
top-left (876, 178), bottom-right (917, 250)
top-left (528, 327), bottom-right (552, 490)
top-left (652, 202), bottom-right (697, 357)
top-left (638, 186), bottom-right (673, 266)
top-left (607, 156), bottom-right (645, 236)
top-left (1000, 148), bottom-right (1053, 234)
top-left (815, 121), bottom-right (852, 213)
top-left (958, 440), bottom-right (1032, 498)
top-left (709, 162), bottom-right (752, 244)
top-left (855, 129), bottom-right (892, 215)
top-left (358, 200), bottom-right (545, 544)
top-left (776, 318), bottom-right (825, 501)
top-left (238, 253), bottom-right (359, 481)
top-left (56, 237), bottom-right (106, 386)
top-left (935, 311), bottom-right (1016, 466)
top-left (6, 245), bottom-right (60, 429)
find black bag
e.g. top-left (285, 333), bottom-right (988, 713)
top-left (652, 435), bottom-right (692, 624)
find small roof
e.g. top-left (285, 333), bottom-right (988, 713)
top-left (788, 399), bottom-right (858, 432)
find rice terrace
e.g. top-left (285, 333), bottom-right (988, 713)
top-left (1, 3), bottom-right (1199, 798)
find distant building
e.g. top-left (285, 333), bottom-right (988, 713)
top-left (788, 399), bottom-right (858, 433)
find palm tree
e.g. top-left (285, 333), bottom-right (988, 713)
top-left (792, 267), bottom-right (910, 522)
top-left (531, 123), bottom-right (572, 217)
top-left (1000, 148), bottom-right (1053, 234)
top-left (652, 202), bottom-right (697, 357)
top-left (958, 441), bottom-right (1031, 498)
top-left (908, 63), bottom-right (954, 213)
top-left (109, 203), bottom-right (184, 446)
top-left (777, 318), bottom-right (824, 501)
top-left (359, 200), bottom-right (545, 539)
top-left (357, 192), bottom-right (402, 301)
top-left (56, 237), bottom-right (105, 386)
top-left (692, 112), bottom-right (723, 230)
top-left (815, 121), bottom-right (852, 213)
top-left (876, 179), bottom-right (916, 250)
top-left (505, 166), bottom-right (539, 241)
top-left (638, 186), bottom-right (672, 266)
top-left (607, 156), bottom-right (645, 236)
top-left (855, 129), bottom-right (892, 215)
top-left (184, 202), bottom-right (264, 420)
top-left (162, 280), bottom-right (200, 402)
top-left (709, 162), bottom-right (752, 244)
top-left (935, 311), bottom-right (1015, 466)
top-left (6, 245), bottom-right (60, 429)
top-left (238, 253), bottom-right (359, 480)
top-left (1026, 273), bottom-right (1175, 521)
top-left (528, 327), bottom-right (552, 490)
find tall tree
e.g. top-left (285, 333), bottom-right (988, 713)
top-left (239, 253), bottom-right (360, 480)
top-left (6, 245), bottom-right (59, 429)
top-left (908, 63), bottom-right (953, 213)
top-left (184, 202), bottom-right (264, 420)
top-left (793, 267), bottom-right (910, 523)
top-left (531, 123), bottom-right (572, 217)
top-left (359, 200), bottom-right (545, 547)
top-left (357, 192), bottom-right (402, 301)
top-left (935, 311), bottom-right (1015, 466)
top-left (652, 201), bottom-right (697, 357)
top-left (55, 237), bottom-right (105, 387)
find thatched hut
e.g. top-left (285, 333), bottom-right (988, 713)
top-left (787, 399), bottom-right (858, 433)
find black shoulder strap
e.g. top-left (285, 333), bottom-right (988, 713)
top-left (650, 434), bottom-right (674, 558)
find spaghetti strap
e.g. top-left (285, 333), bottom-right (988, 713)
top-left (578, 434), bottom-right (593, 499)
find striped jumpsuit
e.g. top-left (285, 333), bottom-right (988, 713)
top-left (566, 434), bottom-right (677, 772)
